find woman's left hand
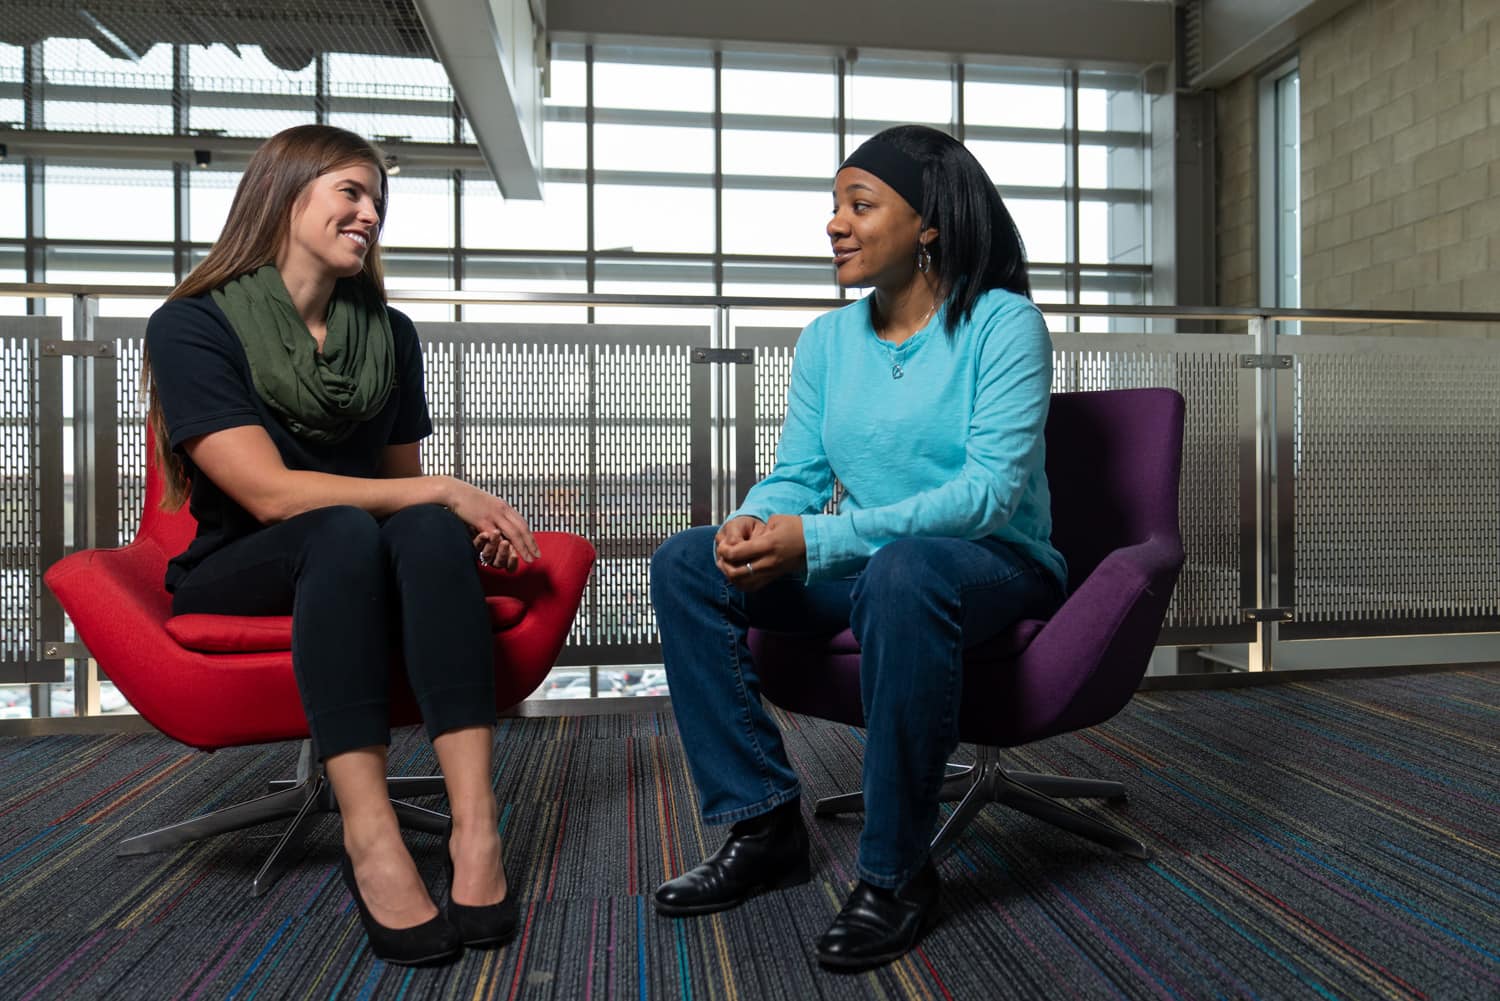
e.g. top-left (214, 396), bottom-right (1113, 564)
top-left (475, 532), bottom-right (519, 571)
top-left (718, 514), bottom-right (806, 591)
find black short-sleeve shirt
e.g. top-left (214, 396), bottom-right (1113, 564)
top-left (144, 294), bottom-right (433, 590)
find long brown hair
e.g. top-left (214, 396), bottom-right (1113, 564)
top-left (145, 124), bottom-right (390, 509)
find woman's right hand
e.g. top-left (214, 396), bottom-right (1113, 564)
top-left (440, 477), bottom-right (540, 565)
top-left (714, 516), bottom-right (765, 578)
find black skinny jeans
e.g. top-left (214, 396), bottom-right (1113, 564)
top-left (172, 504), bottom-right (496, 759)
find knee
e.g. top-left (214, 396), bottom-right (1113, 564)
top-left (853, 539), bottom-right (958, 609)
top-left (382, 503), bottom-right (473, 564)
top-left (299, 506), bottom-right (382, 567)
top-left (650, 526), bottom-right (718, 600)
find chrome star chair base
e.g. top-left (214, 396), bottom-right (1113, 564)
top-left (811, 747), bottom-right (1152, 863)
top-left (115, 738), bottom-right (453, 897)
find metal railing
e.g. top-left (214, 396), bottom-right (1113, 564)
top-left (5, 284), bottom-right (1500, 726)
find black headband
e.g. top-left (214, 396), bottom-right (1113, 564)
top-left (839, 137), bottom-right (926, 215)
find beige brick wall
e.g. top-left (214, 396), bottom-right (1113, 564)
top-left (1217, 74), bottom-right (1259, 307)
top-left (1220, 0), bottom-right (1500, 316)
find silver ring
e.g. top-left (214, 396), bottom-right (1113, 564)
top-left (743, 562), bottom-right (754, 574)
top-left (478, 552), bottom-right (491, 566)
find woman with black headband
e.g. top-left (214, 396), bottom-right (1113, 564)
top-left (649, 124), bottom-right (1066, 971)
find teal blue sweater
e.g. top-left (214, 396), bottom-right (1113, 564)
top-left (731, 288), bottom-right (1067, 587)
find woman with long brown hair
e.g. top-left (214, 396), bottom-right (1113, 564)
top-left (144, 124), bottom-right (529, 965)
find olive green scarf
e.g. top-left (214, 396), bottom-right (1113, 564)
top-left (212, 265), bottom-right (394, 444)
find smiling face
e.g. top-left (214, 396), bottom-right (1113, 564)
top-left (827, 166), bottom-right (933, 291)
top-left (277, 160), bottom-right (384, 285)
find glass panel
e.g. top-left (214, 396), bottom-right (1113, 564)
top-left (0, 164), bottom-right (23, 238)
top-left (43, 167), bottom-right (175, 242)
top-left (1, 42), bottom-right (22, 125)
top-left (721, 65), bottom-right (837, 118)
top-left (42, 39), bottom-right (172, 133)
top-left (42, 37), bottom-right (174, 83)
top-left (189, 170), bottom-right (240, 244)
top-left (329, 110), bottom-right (452, 146)
top-left (546, 55), bottom-right (587, 107)
top-left (328, 54), bottom-right (452, 93)
top-left (722, 189), bottom-right (832, 257)
top-left (594, 123), bottom-right (714, 175)
top-left (187, 44), bottom-right (316, 139)
top-left (594, 185), bottom-right (714, 253)
top-left (969, 140), bottom-right (1066, 188)
top-left (963, 79), bottom-right (1066, 130)
top-left (381, 174), bottom-right (454, 249)
top-left (722, 260), bottom-right (836, 297)
top-left (463, 256), bottom-right (588, 324)
top-left (1277, 71), bottom-right (1301, 308)
top-left (1079, 77), bottom-right (1144, 133)
top-left (1080, 201), bottom-right (1110, 264)
top-left (463, 178), bottom-right (587, 251)
top-left (191, 43), bottom-right (316, 89)
top-left (847, 60), bottom-right (952, 127)
top-left (45, 245), bottom-right (174, 285)
top-left (543, 120), bottom-right (586, 171)
top-left (189, 105), bottom-right (314, 139)
top-left (382, 253), bottom-right (455, 322)
top-left (594, 257), bottom-right (714, 325)
top-left (722, 130), bottom-right (837, 179)
top-left (592, 58), bottom-right (713, 113)
top-left (1006, 198), bottom-right (1067, 264)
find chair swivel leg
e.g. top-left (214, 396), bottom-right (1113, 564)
top-left (994, 769), bottom-right (1150, 860)
top-left (117, 778), bottom-right (323, 858)
top-left (251, 770), bottom-right (332, 896)
top-left (815, 762), bottom-right (974, 817)
top-left (1003, 770), bottom-right (1128, 802)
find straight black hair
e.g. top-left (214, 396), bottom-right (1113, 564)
top-left (871, 125), bottom-right (1032, 332)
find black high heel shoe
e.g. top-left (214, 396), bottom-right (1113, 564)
top-left (339, 854), bottom-right (463, 966)
top-left (443, 825), bottom-right (519, 948)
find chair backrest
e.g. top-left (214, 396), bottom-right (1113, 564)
top-left (138, 425), bottom-right (200, 560)
top-left (1043, 388), bottom-right (1185, 592)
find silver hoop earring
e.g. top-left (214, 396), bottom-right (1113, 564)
top-left (916, 244), bottom-right (932, 274)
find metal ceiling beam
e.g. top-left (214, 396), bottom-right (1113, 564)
top-left (0, 127), bottom-right (487, 172)
top-left (413, 0), bottom-right (545, 199)
top-left (545, 0), bottom-right (1174, 68)
top-left (1189, 0), bottom-right (1360, 87)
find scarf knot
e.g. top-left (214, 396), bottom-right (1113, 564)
top-left (213, 265), bottom-right (395, 443)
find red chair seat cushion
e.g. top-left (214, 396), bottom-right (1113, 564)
top-left (166, 596), bottom-right (528, 653)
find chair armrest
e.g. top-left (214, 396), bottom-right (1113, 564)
top-left (476, 531), bottom-right (597, 705)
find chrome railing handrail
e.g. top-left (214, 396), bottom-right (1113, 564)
top-left (7, 283), bottom-right (1500, 325)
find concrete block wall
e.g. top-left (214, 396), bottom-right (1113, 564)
top-left (1217, 74), bottom-right (1259, 308)
top-left (1219, 0), bottom-right (1500, 321)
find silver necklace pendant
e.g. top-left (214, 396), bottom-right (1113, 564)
top-left (891, 361), bottom-right (904, 379)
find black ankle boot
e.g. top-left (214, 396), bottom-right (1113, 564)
top-left (443, 825), bottom-right (519, 948)
top-left (654, 799), bottom-right (810, 916)
top-left (339, 854), bottom-right (463, 966)
top-left (815, 859), bottom-right (941, 973)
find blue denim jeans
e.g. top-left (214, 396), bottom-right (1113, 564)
top-left (650, 525), bottom-right (1062, 889)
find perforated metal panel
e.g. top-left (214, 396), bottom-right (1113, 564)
top-left (90, 320), bottom-right (712, 664)
top-left (736, 328), bottom-right (1249, 638)
top-left (1287, 335), bottom-right (1500, 632)
top-left (1052, 333), bottom-right (1248, 636)
top-left (399, 323), bottom-right (712, 662)
top-left (737, 327), bottom-right (800, 490)
top-left (1, 317), bottom-right (62, 682)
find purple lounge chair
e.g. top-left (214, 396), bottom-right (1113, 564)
top-left (750, 387), bottom-right (1187, 861)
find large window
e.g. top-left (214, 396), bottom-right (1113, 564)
top-left (1259, 59), bottom-right (1301, 310)
top-left (0, 38), bottom-right (1153, 328)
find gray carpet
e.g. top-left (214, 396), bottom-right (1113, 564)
top-left (1, 668), bottom-right (1497, 999)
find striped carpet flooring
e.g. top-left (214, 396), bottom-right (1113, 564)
top-left (0, 668), bottom-right (1496, 1000)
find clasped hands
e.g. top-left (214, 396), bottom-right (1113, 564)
top-left (715, 514), bottom-right (806, 591)
top-left (442, 477), bottom-right (539, 572)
